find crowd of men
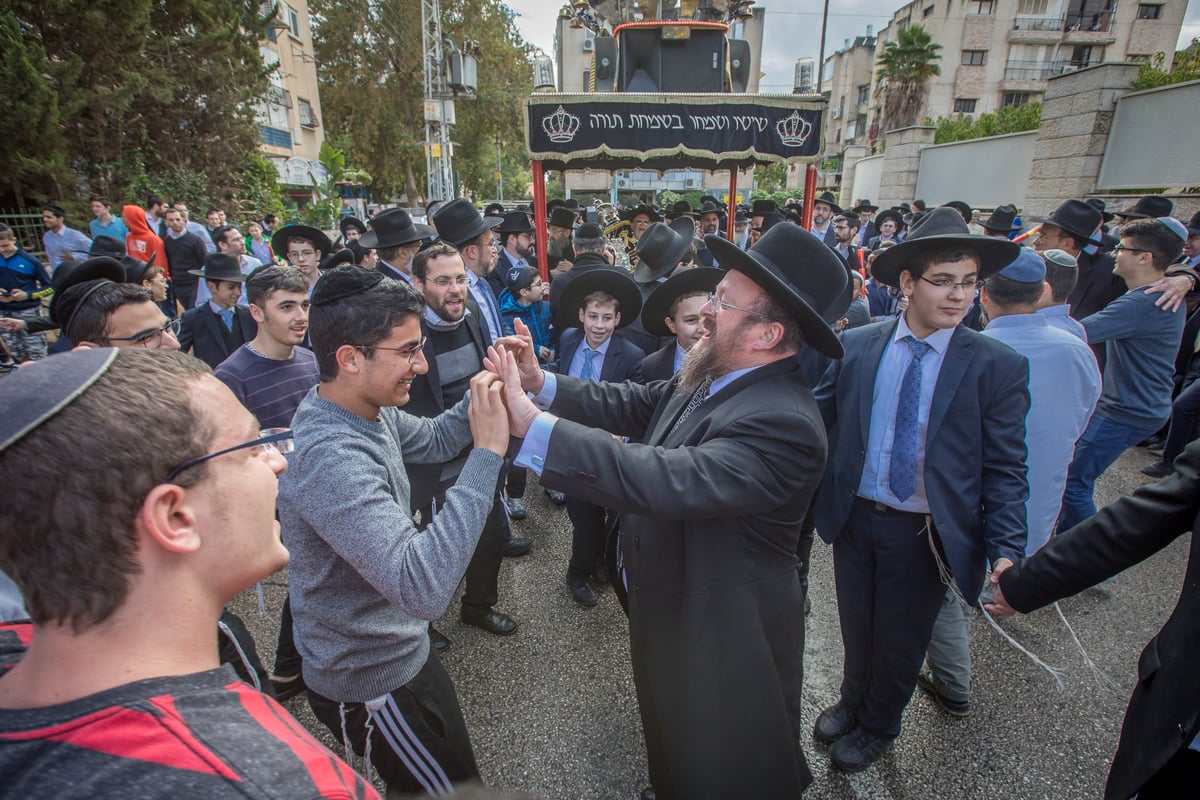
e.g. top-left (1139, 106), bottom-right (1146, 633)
top-left (1, 187), bottom-right (1199, 799)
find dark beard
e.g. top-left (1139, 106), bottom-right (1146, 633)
top-left (547, 238), bottom-right (573, 260)
top-left (676, 338), bottom-right (718, 392)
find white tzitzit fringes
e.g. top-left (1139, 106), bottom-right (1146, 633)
top-left (1053, 601), bottom-right (1121, 693)
top-left (338, 702), bottom-right (357, 771)
top-left (363, 713), bottom-right (376, 785)
top-left (255, 581), bottom-right (267, 616)
top-left (980, 604), bottom-right (1069, 690)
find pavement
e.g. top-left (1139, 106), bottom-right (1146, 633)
top-left (230, 443), bottom-right (1187, 799)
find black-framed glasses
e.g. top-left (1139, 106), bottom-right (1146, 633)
top-left (919, 276), bottom-right (985, 292)
top-left (103, 318), bottom-right (182, 348)
top-left (350, 335), bottom-right (427, 363)
top-left (165, 428), bottom-right (293, 483)
top-left (706, 292), bottom-right (777, 321)
top-left (1111, 244), bottom-right (1152, 255)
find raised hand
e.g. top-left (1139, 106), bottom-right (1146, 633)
top-left (488, 344), bottom-right (542, 438)
top-left (485, 318), bottom-right (545, 394)
top-left (468, 370), bottom-right (510, 456)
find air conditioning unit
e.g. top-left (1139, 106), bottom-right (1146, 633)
top-left (685, 178), bottom-right (699, 188)
top-left (830, 107), bottom-right (842, 119)
top-left (617, 178), bottom-right (630, 188)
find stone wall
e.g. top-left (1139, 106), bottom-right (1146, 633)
top-left (877, 126), bottom-right (936, 210)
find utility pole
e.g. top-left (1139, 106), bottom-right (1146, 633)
top-left (495, 134), bottom-right (504, 204)
top-left (421, 0), bottom-right (454, 202)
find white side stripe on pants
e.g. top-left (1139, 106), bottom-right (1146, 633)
top-left (365, 693), bottom-right (454, 797)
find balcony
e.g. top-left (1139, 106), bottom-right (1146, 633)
top-left (1002, 59), bottom-right (1095, 87)
top-left (1013, 15), bottom-right (1065, 31)
top-left (258, 124), bottom-right (293, 149)
top-left (1008, 12), bottom-right (1115, 43)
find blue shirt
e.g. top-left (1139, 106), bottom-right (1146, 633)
top-left (195, 255), bottom-right (260, 307)
top-left (673, 343), bottom-right (688, 373)
top-left (377, 259), bottom-right (413, 285)
top-left (568, 335), bottom-right (611, 379)
top-left (89, 216), bottom-right (129, 242)
top-left (188, 221), bottom-right (216, 252)
top-left (42, 226), bottom-right (92, 271)
top-left (1036, 303), bottom-right (1088, 342)
top-left (0, 249), bottom-right (54, 311)
top-left (983, 314), bottom-right (1101, 554)
top-left (466, 269), bottom-right (503, 342)
top-left (857, 316), bottom-right (955, 513)
top-left (1083, 288), bottom-right (1186, 428)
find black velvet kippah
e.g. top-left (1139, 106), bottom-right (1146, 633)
top-left (0, 348), bottom-right (118, 455)
top-left (309, 265), bottom-right (385, 306)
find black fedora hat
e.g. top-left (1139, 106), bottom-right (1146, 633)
top-left (89, 235), bottom-right (126, 259)
top-left (49, 256), bottom-right (126, 326)
top-left (557, 268), bottom-right (643, 330)
top-left (704, 224), bottom-right (852, 359)
top-left (942, 200), bottom-right (974, 224)
top-left (871, 207), bottom-right (1019, 288)
top-left (633, 222), bottom-right (693, 283)
top-left (750, 199), bottom-right (778, 216)
top-left (1186, 211), bottom-right (1200, 236)
top-left (189, 252), bottom-right (247, 283)
top-left (433, 198), bottom-right (502, 247)
top-left (980, 204), bottom-right (1021, 233)
top-left (484, 202), bottom-right (506, 217)
top-left (696, 200), bottom-right (723, 217)
top-left (547, 206), bottom-right (578, 229)
top-left (668, 200), bottom-right (696, 219)
top-left (121, 251), bottom-right (158, 285)
top-left (1084, 198), bottom-right (1115, 223)
top-left (359, 209), bottom-right (434, 249)
top-left (874, 209), bottom-right (905, 232)
top-left (1029, 199), bottom-right (1103, 245)
top-left (272, 224), bottom-right (333, 260)
top-left (813, 191), bottom-right (842, 214)
top-left (1115, 195), bottom-right (1174, 220)
top-left (850, 199), bottom-right (879, 214)
top-left (561, 198), bottom-right (581, 211)
top-left (494, 210), bottom-right (534, 234)
top-left (758, 211), bottom-right (786, 233)
top-left (622, 204), bottom-right (662, 223)
top-left (339, 216), bottom-right (367, 236)
top-left (641, 267), bottom-right (722, 338)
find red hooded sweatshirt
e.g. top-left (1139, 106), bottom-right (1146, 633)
top-left (123, 205), bottom-right (170, 277)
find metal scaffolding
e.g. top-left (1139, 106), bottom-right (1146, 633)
top-left (422, 0), bottom-right (454, 202)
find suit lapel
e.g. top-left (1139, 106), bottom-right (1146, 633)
top-left (600, 337), bottom-right (625, 382)
top-left (419, 320), bottom-right (444, 410)
top-left (926, 327), bottom-right (974, 444)
top-left (557, 329), bottom-right (580, 375)
top-left (858, 320), bottom-right (896, 445)
top-left (202, 308), bottom-right (228, 357)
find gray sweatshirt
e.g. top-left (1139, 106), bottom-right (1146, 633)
top-left (277, 387), bottom-right (502, 702)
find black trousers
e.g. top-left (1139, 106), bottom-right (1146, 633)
top-left (273, 595), bottom-right (301, 677)
top-left (832, 498), bottom-right (948, 738)
top-left (420, 492), bottom-right (506, 614)
top-left (218, 607), bottom-right (272, 696)
top-left (566, 496), bottom-right (609, 578)
top-left (506, 465), bottom-right (527, 499)
top-left (1137, 747), bottom-right (1200, 799)
top-left (308, 652), bottom-right (479, 796)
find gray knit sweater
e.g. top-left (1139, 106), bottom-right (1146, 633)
top-left (277, 387), bottom-right (503, 702)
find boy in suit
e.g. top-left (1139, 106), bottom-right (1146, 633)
top-left (552, 269), bottom-right (645, 606)
top-left (178, 253), bottom-right (256, 369)
top-left (640, 268), bottom-right (722, 383)
top-left (812, 208), bottom-right (1030, 772)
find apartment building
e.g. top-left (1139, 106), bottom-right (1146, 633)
top-left (256, 0), bottom-right (328, 194)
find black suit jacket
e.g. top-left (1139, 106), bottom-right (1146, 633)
top-left (551, 327), bottom-right (645, 384)
top-left (641, 343), bottom-right (677, 384)
top-left (178, 304), bottom-right (256, 369)
top-left (537, 358), bottom-right (823, 796)
top-left (1000, 439), bottom-right (1200, 800)
top-left (813, 320), bottom-right (1031, 602)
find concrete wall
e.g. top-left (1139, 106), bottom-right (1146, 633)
top-left (915, 131), bottom-right (1038, 209)
top-left (849, 154), bottom-right (885, 209)
top-left (1098, 79), bottom-right (1200, 190)
top-left (877, 126), bottom-right (936, 210)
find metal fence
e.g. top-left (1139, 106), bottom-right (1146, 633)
top-left (0, 211), bottom-right (48, 261)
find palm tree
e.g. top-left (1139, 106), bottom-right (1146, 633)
top-left (874, 24), bottom-right (943, 132)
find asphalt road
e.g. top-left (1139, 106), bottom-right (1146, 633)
top-left (231, 443), bottom-right (1186, 799)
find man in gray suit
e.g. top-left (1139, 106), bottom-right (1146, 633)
top-left (491, 224), bottom-right (852, 800)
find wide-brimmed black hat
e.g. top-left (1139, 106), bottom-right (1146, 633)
top-left (851, 199), bottom-right (879, 214)
top-left (121, 251), bottom-right (158, 284)
top-left (641, 267), bottom-right (722, 338)
top-left (339, 216), bottom-right (367, 236)
top-left (49, 257), bottom-right (126, 326)
top-left (980, 204), bottom-right (1021, 233)
top-left (696, 201), bottom-right (723, 217)
top-left (622, 204), bottom-right (662, 223)
top-left (874, 209), bottom-right (905, 232)
top-left (1185, 211), bottom-right (1200, 236)
top-left (433, 198), bottom-right (502, 247)
top-left (557, 268), bottom-right (643, 329)
top-left (272, 224), bottom-right (333, 259)
top-left (704, 224), bottom-right (852, 359)
top-left (89, 236), bottom-right (126, 259)
top-left (1084, 198), bottom-right (1115, 223)
top-left (871, 207), bottom-right (1019, 288)
top-left (633, 222), bottom-right (693, 283)
top-left (562, 198), bottom-right (581, 211)
top-left (494, 210), bottom-right (534, 234)
top-left (1029, 199), bottom-right (1103, 245)
top-left (547, 206), bottom-right (578, 229)
top-left (813, 192), bottom-right (842, 214)
top-left (188, 253), bottom-right (247, 283)
top-left (759, 212), bottom-right (786, 233)
top-left (750, 199), bottom-right (778, 216)
top-left (942, 200), bottom-right (974, 224)
top-left (484, 202), bottom-right (506, 217)
top-left (359, 209), bottom-right (433, 249)
top-left (668, 200), bottom-right (696, 219)
top-left (1114, 195), bottom-right (1174, 220)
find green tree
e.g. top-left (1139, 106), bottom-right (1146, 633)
top-left (874, 24), bottom-right (942, 132)
top-left (929, 103), bottom-right (1042, 144)
top-left (1130, 39), bottom-right (1200, 90)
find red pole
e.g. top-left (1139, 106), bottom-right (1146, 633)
top-left (725, 169), bottom-right (738, 241)
top-left (802, 164), bottom-right (818, 229)
top-left (532, 160), bottom-right (549, 281)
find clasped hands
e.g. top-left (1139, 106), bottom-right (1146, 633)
top-left (468, 319), bottom-right (547, 454)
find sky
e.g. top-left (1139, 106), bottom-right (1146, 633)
top-left (502, 0), bottom-right (1200, 93)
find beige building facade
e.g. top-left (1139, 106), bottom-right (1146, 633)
top-left (257, 0), bottom-right (328, 191)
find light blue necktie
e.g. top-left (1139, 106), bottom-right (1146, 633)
top-left (579, 347), bottom-right (598, 381)
top-left (888, 336), bottom-right (933, 502)
top-left (219, 307), bottom-right (234, 331)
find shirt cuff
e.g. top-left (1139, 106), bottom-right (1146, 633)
top-left (531, 370), bottom-right (557, 409)
top-left (514, 412), bottom-right (558, 475)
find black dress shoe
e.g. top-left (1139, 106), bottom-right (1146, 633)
top-left (429, 625), bottom-right (451, 652)
top-left (813, 702), bottom-right (856, 743)
top-left (460, 608), bottom-right (519, 635)
top-left (830, 726), bottom-right (895, 772)
top-left (545, 488), bottom-right (567, 505)
top-left (567, 572), bottom-right (599, 607)
top-left (503, 537), bottom-right (533, 558)
top-left (916, 671), bottom-right (971, 717)
top-left (592, 557), bottom-right (610, 585)
top-left (1141, 459), bottom-right (1173, 479)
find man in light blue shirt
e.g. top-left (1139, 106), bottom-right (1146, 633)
top-left (41, 205), bottom-right (92, 271)
top-left (1034, 247), bottom-right (1089, 342)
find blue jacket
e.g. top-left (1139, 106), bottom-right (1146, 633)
top-left (0, 248), bottom-right (54, 312)
top-left (499, 290), bottom-right (555, 363)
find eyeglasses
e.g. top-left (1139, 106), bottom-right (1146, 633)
top-left (352, 335), bottom-right (427, 363)
top-left (919, 276), bottom-right (984, 292)
top-left (103, 318), bottom-right (182, 348)
top-left (706, 292), bottom-right (777, 321)
top-left (287, 249), bottom-right (316, 259)
top-left (165, 427), bottom-right (293, 483)
top-left (1112, 244), bottom-right (1152, 256)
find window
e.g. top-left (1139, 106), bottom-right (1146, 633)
top-left (284, 3), bottom-right (302, 39)
top-left (961, 50), bottom-right (987, 66)
top-left (857, 84), bottom-right (870, 105)
top-left (954, 98), bottom-right (978, 113)
top-left (1136, 4), bottom-right (1162, 20)
top-left (924, 4), bottom-right (935, 16)
top-left (1002, 91), bottom-right (1036, 107)
top-left (968, 0), bottom-right (995, 14)
top-left (298, 98), bottom-right (318, 128)
top-left (1017, 0), bottom-right (1049, 14)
